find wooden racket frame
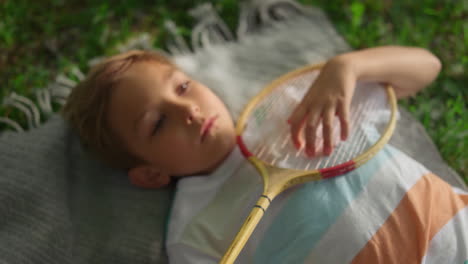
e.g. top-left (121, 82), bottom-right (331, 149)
top-left (220, 63), bottom-right (397, 264)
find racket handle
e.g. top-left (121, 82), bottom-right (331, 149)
top-left (220, 195), bottom-right (271, 264)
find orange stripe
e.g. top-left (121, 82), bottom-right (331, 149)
top-left (352, 173), bottom-right (468, 264)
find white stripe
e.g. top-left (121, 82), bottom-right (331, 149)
top-left (421, 206), bottom-right (468, 264)
top-left (303, 146), bottom-right (429, 263)
top-left (167, 147), bottom-right (244, 246)
top-left (453, 186), bottom-right (468, 195)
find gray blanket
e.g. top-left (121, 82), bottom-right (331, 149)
top-left (0, 116), bottom-right (172, 263)
top-left (0, 1), bottom-right (465, 263)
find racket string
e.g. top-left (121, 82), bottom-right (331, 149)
top-left (278, 74), bottom-right (315, 167)
top-left (332, 94), bottom-right (375, 166)
top-left (322, 99), bottom-right (362, 169)
top-left (307, 89), bottom-right (369, 169)
top-left (328, 98), bottom-right (363, 166)
top-left (245, 71), bottom-right (389, 171)
top-left (350, 96), bottom-right (380, 159)
top-left (311, 87), bottom-right (380, 169)
top-left (342, 100), bottom-right (368, 163)
top-left (254, 73), bottom-right (315, 164)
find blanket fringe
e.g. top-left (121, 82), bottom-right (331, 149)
top-left (164, 20), bottom-right (192, 55)
top-left (237, 0), bottom-right (307, 39)
top-left (1, 69), bottom-right (82, 132)
top-left (189, 3), bottom-right (235, 51)
top-left (2, 93), bottom-right (40, 129)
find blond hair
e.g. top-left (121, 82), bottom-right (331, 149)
top-left (61, 50), bottom-right (174, 170)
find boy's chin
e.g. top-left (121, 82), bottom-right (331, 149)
top-left (174, 136), bottom-right (236, 178)
top-left (195, 146), bottom-right (237, 176)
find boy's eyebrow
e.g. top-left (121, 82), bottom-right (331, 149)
top-left (163, 67), bottom-right (177, 83)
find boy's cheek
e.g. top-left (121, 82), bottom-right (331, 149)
top-left (159, 139), bottom-right (193, 158)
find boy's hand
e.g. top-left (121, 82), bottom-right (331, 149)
top-left (288, 46), bottom-right (441, 157)
top-left (288, 56), bottom-right (356, 157)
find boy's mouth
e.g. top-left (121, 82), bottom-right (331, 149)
top-left (200, 115), bottom-right (218, 142)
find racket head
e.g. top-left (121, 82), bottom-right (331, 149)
top-left (236, 63), bottom-right (397, 178)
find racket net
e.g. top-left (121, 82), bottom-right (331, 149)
top-left (241, 69), bottom-right (392, 171)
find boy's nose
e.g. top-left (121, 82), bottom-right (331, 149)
top-left (184, 104), bottom-right (201, 125)
top-left (171, 100), bottom-right (202, 124)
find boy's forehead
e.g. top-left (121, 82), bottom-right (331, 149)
top-left (123, 61), bottom-right (176, 80)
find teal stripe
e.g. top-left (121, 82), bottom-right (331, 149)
top-left (254, 147), bottom-right (396, 264)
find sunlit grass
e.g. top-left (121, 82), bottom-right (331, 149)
top-left (304, 0), bottom-right (467, 182)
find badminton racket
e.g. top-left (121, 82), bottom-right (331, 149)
top-left (220, 63), bottom-right (397, 263)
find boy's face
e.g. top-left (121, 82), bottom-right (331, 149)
top-left (108, 61), bottom-right (236, 177)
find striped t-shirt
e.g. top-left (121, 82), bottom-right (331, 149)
top-left (166, 145), bottom-right (468, 263)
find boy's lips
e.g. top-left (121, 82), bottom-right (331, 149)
top-left (200, 115), bottom-right (218, 142)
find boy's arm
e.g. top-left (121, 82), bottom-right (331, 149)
top-left (288, 45), bottom-right (442, 156)
top-left (339, 45), bottom-right (442, 98)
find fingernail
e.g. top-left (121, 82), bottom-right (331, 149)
top-left (294, 141), bottom-right (302, 150)
top-left (287, 119), bottom-right (291, 124)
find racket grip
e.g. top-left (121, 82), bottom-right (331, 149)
top-left (220, 196), bottom-right (271, 264)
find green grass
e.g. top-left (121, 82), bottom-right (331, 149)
top-left (0, 0), bottom-right (466, 182)
top-left (306, 0), bottom-right (467, 183)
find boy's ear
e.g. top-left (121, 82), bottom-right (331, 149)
top-left (127, 166), bottom-right (171, 189)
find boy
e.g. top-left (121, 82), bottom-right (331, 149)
top-left (62, 47), bottom-right (468, 263)
top-left (62, 46), bottom-right (440, 187)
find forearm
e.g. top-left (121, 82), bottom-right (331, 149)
top-left (336, 46), bottom-right (442, 98)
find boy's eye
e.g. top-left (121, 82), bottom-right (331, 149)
top-left (177, 81), bottom-right (190, 95)
top-left (152, 115), bottom-right (166, 135)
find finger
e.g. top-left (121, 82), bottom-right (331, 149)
top-left (336, 99), bottom-right (350, 141)
top-left (304, 111), bottom-right (321, 157)
top-left (322, 104), bottom-right (336, 156)
top-left (288, 85), bottom-right (317, 125)
top-left (288, 103), bottom-right (309, 149)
